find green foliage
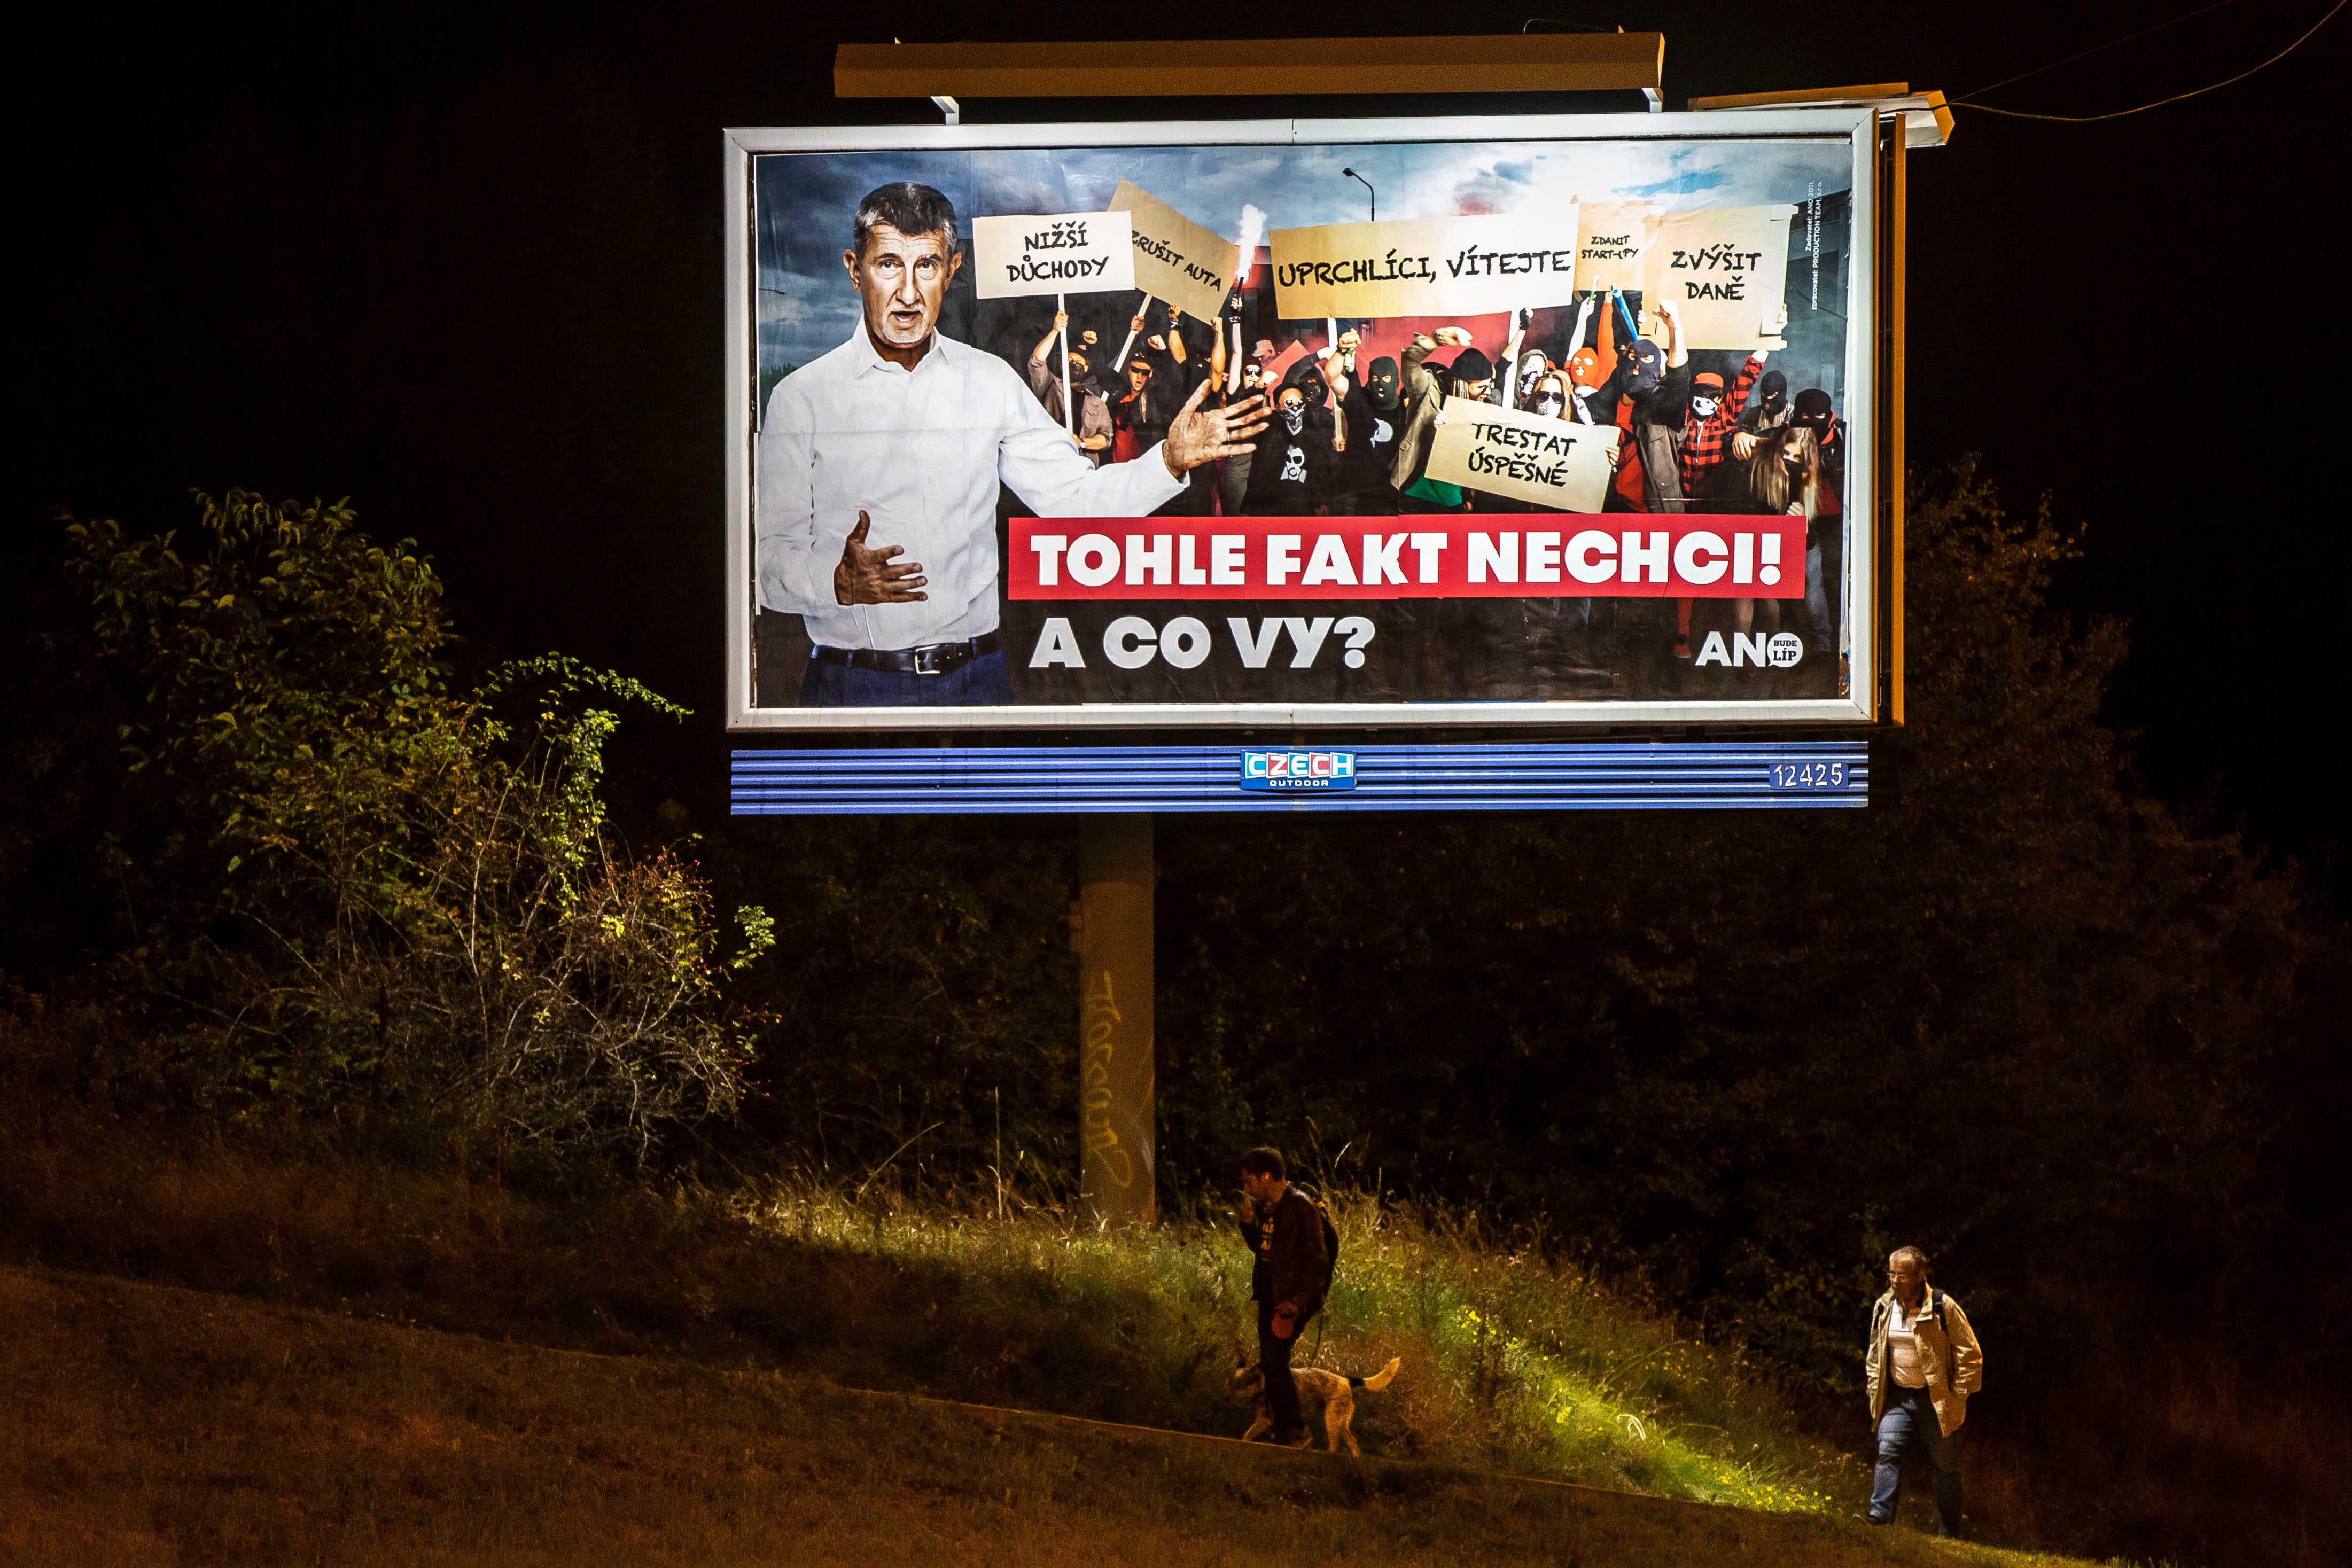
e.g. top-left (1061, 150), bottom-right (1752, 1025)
top-left (35, 490), bottom-right (761, 1160)
top-left (712, 815), bottom-right (1081, 1192)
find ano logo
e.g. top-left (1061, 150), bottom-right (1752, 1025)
top-left (1239, 750), bottom-right (1359, 792)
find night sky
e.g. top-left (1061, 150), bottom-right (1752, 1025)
top-left (14, 1), bottom-right (2346, 863)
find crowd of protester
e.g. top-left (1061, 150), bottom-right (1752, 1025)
top-left (1014, 285), bottom-right (1849, 678)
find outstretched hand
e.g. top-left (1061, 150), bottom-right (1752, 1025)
top-left (1163, 380), bottom-right (1270, 475)
top-left (832, 511), bottom-right (928, 605)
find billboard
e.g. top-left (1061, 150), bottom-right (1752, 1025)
top-left (726, 112), bottom-right (1877, 730)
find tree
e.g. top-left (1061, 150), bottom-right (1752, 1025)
top-left (33, 490), bottom-right (768, 1160)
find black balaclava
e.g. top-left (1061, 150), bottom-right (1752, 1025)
top-left (1366, 356), bottom-right (1401, 411)
top-left (1295, 367), bottom-right (1329, 407)
top-left (1792, 387), bottom-right (1834, 439)
top-left (1758, 369), bottom-right (1789, 418)
top-left (1622, 339), bottom-right (1665, 398)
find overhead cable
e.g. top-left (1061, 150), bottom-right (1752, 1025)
top-left (1951, 0), bottom-right (2239, 105)
top-left (1956, 0), bottom-right (2342, 123)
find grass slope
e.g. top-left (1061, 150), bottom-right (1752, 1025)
top-left (2, 1128), bottom-right (1871, 1516)
top-left (6, 1267), bottom-right (2099, 1568)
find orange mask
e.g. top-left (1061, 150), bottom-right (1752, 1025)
top-left (1567, 345), bottom-right (1606, 388)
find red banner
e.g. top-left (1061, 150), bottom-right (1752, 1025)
top-left (1008, 514), bottom-right (1806, 600)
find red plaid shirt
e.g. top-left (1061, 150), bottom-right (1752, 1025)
top-left (1678, 353), bottom-right (1765, 497)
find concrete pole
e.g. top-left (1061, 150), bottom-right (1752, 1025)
top-left (1077, 813), bottom-right (1154, 1227)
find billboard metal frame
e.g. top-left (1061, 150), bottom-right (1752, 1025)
top-left (724, 108), bottom-right (1881, 734)
top-left (731, 740), bottom-right (1870, 815)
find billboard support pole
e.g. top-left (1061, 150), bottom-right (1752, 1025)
top-left (1077, 813), bottom-right (1155, 1228)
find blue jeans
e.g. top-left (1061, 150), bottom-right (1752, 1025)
top-left (800, 649), bottom-right (1013, 707)
top-left (1871, 1384), bottom-right (1963, 1534)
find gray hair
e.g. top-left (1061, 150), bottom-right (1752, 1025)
top-left (1890, 1245), bottom-right (1929, 1274)
top-left (852, 182), bottom-right (958, 256)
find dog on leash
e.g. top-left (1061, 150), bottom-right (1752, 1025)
top-left (1230, 1355), bottom-right (1402, 1455)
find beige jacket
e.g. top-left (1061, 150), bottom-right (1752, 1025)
top-left (1387, 337), bottom-right (1448, 491)
top-left (1866, 1289), bottom-right (1983, 1437)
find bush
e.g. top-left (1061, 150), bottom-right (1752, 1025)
top-left (28, 490), bottom-right (767, 1160)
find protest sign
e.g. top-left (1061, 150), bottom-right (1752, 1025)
top-left (971, 211), bottom-right (1136, 299)
top-left (1421, 402), bottom-right (1622, 513)
top-left (1572, 202), bottom-right (1660, 293)
top-left (1105, 181), bottom-right (1233, 322)
top-left (1640, 205), bottom-right (1793, 349)
top-left (1270, 207), bottom-right (1582, 319)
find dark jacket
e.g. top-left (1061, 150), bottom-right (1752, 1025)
top-left (1811, 423), bottom-right (1847, 541)
top-left (1702, 453), bottom-right (1781, 513)
top-left (1239, 1185), bottom-right (1331, 1317)
top-left (1243, 408), bottom-right (1338, 514)
top-left (1238, 1203), bottom-right (1272, 1301)
top-left (1620, 363), bottom-right (1694, 513)
top-left (1335, 381), bottom-right (1401, 498)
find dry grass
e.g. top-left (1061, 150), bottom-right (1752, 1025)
top-left (4, 1266), bottom-right (2105, 1568)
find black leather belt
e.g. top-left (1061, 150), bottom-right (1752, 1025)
top-left (810, 631), bottom-right (1001, 676)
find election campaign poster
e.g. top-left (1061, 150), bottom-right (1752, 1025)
top-left (729, 112), bottom-right (1876, 730)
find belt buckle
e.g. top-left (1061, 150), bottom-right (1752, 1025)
top-left (912, 643), bottom-right (946, 676)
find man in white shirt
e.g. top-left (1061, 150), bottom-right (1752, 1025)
top-left (1864, 1246), bottom-right (1984, 1536)
top-left (758, 182), bottom-right (1266, 706)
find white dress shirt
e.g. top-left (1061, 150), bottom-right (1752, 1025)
top-left (758, 325), bottom-right (1188, 650)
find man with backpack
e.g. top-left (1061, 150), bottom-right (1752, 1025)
top-left (1236, 1146), bottom-right (1335, 1448)
top-left (1865, 1246), bottom-right (1984, 1535)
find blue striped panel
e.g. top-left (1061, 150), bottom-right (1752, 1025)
top-left (729, 743), bottom-right (1870, 815)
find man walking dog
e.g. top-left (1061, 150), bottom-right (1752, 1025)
top-left (1236, 1148), bottom-right (1333, 1449)
top-left (1865, 1245), bottom-right (1984, 1535)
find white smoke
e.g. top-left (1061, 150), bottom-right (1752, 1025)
top-left (1228, 204), bottom-right (1270, 393)
top-left (1232, 203), bottom-right (1268, 292)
